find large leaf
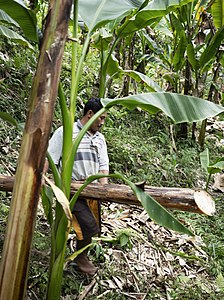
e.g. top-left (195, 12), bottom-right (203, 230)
top-left (101, 93), bottom-right (224, 123)
top-left (199, 26), bottom-right (224, 67)
top-left (0, 24), bottom-right (34, 49)
top-left (211, 0), bottom-right (224, 29)
top-left (119, 0), bottom-right (194, 36)
top-left (0, 0), bottom-right (37, 42)
top-left (78, 0), bottom-right (144, 33)
top-left (70, 173), bottom-right (193, 236)
top-left (79, 0), bottom-right (194, 35)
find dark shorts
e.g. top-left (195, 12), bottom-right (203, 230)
top-left (72, 198), bottom-right (100, 240)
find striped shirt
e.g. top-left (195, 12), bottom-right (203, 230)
top-left (48, 119), bottom-right (109, 180)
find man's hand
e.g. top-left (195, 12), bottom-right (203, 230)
top-left (98, 170), bottom-right (109, 185)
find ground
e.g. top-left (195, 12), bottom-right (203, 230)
top-left (23, 195), bottom-right (224, 300)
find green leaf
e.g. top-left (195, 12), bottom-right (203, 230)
top-left (41, 186), bottom-right (54, 226)
top-left (211, 0), bottom-right (224, 29)
top-left (134, 184), bottom-right (193, 235)
top-left (173, 32), bottom-right (187, 71)
top-left (0, 0), bottom-right (37, 42)
top-left (121, 70), bottom-right (164, 92)
top-left (78, 0), bottom-right (143, 33)
top-left (199, 26), bottom-right (224, 67)
top-left (91, 27), bottom-right (113, 50)
top-left (170, 12), bottom-right (185, 33)
top-left (120, 234), bottom-right (129, 247)
top-left (0, 9), bottom-right (19, 27)
top-left (107, 54), bottom-right (122, 77)
top-left (0, 24), bottom-right (34, 49)
top-left (200, 148), bottom-right (210, 172)
top-left (187, 42), bottom-right (198, 71)
top-left (207, 158), bottom-right (224, 174)
top-left (101, 93), bottom-right (224, 124)
top-left (119, 0), bottom-right (194, 36)
top-left (0, 111), bottom-right (19, 127)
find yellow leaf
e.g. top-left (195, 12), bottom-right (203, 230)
top-left (44, 176), bottom-right (72, 222)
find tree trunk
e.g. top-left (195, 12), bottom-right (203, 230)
top-left (0, 175), bottom-right (215, 216)
top-left (0, 1), bottom-right (72, 299)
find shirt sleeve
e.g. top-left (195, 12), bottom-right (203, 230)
top-left (48, 126), bottom-right (63, 165)
top-left (99, 136), bottom-right (109, 172)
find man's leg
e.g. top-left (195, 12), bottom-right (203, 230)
top-left (72, 198), bottom-right (99, 275)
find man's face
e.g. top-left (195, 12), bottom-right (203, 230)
top-left (89, 112), bottom-right (107, 133)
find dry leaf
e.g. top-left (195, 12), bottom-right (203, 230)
top-left (44, 176), bottom-right (72, 222)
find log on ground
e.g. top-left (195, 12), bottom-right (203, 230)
top-left (0, 175), bottom-right (215, 215)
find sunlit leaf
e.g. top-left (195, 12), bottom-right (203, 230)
top-left (211, 0), bottom-right (224, 29)
top-left (78, 0), bottom-right (143, 33)
top-left (101, 93), bottom-right (224, 124)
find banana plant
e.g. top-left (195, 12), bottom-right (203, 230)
top-left (78, 0), bottom-right (196, 97)
top-left (200, 148), bottom-right (224, 190)
top-left (1, 1), bottom-right (224, 300)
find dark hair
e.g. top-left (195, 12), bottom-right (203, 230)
top-left (83, 97), bottom-right (103, 115)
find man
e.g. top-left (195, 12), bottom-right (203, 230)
top-left (46, 97), bottom-right (109, 275)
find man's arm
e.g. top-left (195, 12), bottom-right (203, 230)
top-left (98, 170), bottom-right (109, 185)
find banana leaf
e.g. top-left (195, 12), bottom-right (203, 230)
top-left (0, 24), bottom-right (34, 49)
top-left (78, 0), bottom-right (143, 33)
top-left (211, 0), bottom-right (224, 29)
top-left (200, 148), bottom-right (210, 172)
top-left (0, 0), bottom-right (37, 42)
top-left (199, 26), bottom-right (224, 67)
top-left (101, 93), bottom-right (224, 123)
top-left (0, 9), bottom-right (19, 26)
top-left (121, 70), bottom-right (164, 92)
top-left (78, 0), bottom-right (194, 34)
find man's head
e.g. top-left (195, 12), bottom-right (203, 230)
top-left (82, 98), bottom-right (106, 134)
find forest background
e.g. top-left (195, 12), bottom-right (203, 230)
top-left (0, 0), bottom-right (224, 299)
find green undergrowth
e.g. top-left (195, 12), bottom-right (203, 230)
top-left (104, 107), bottom-right (209, 188)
